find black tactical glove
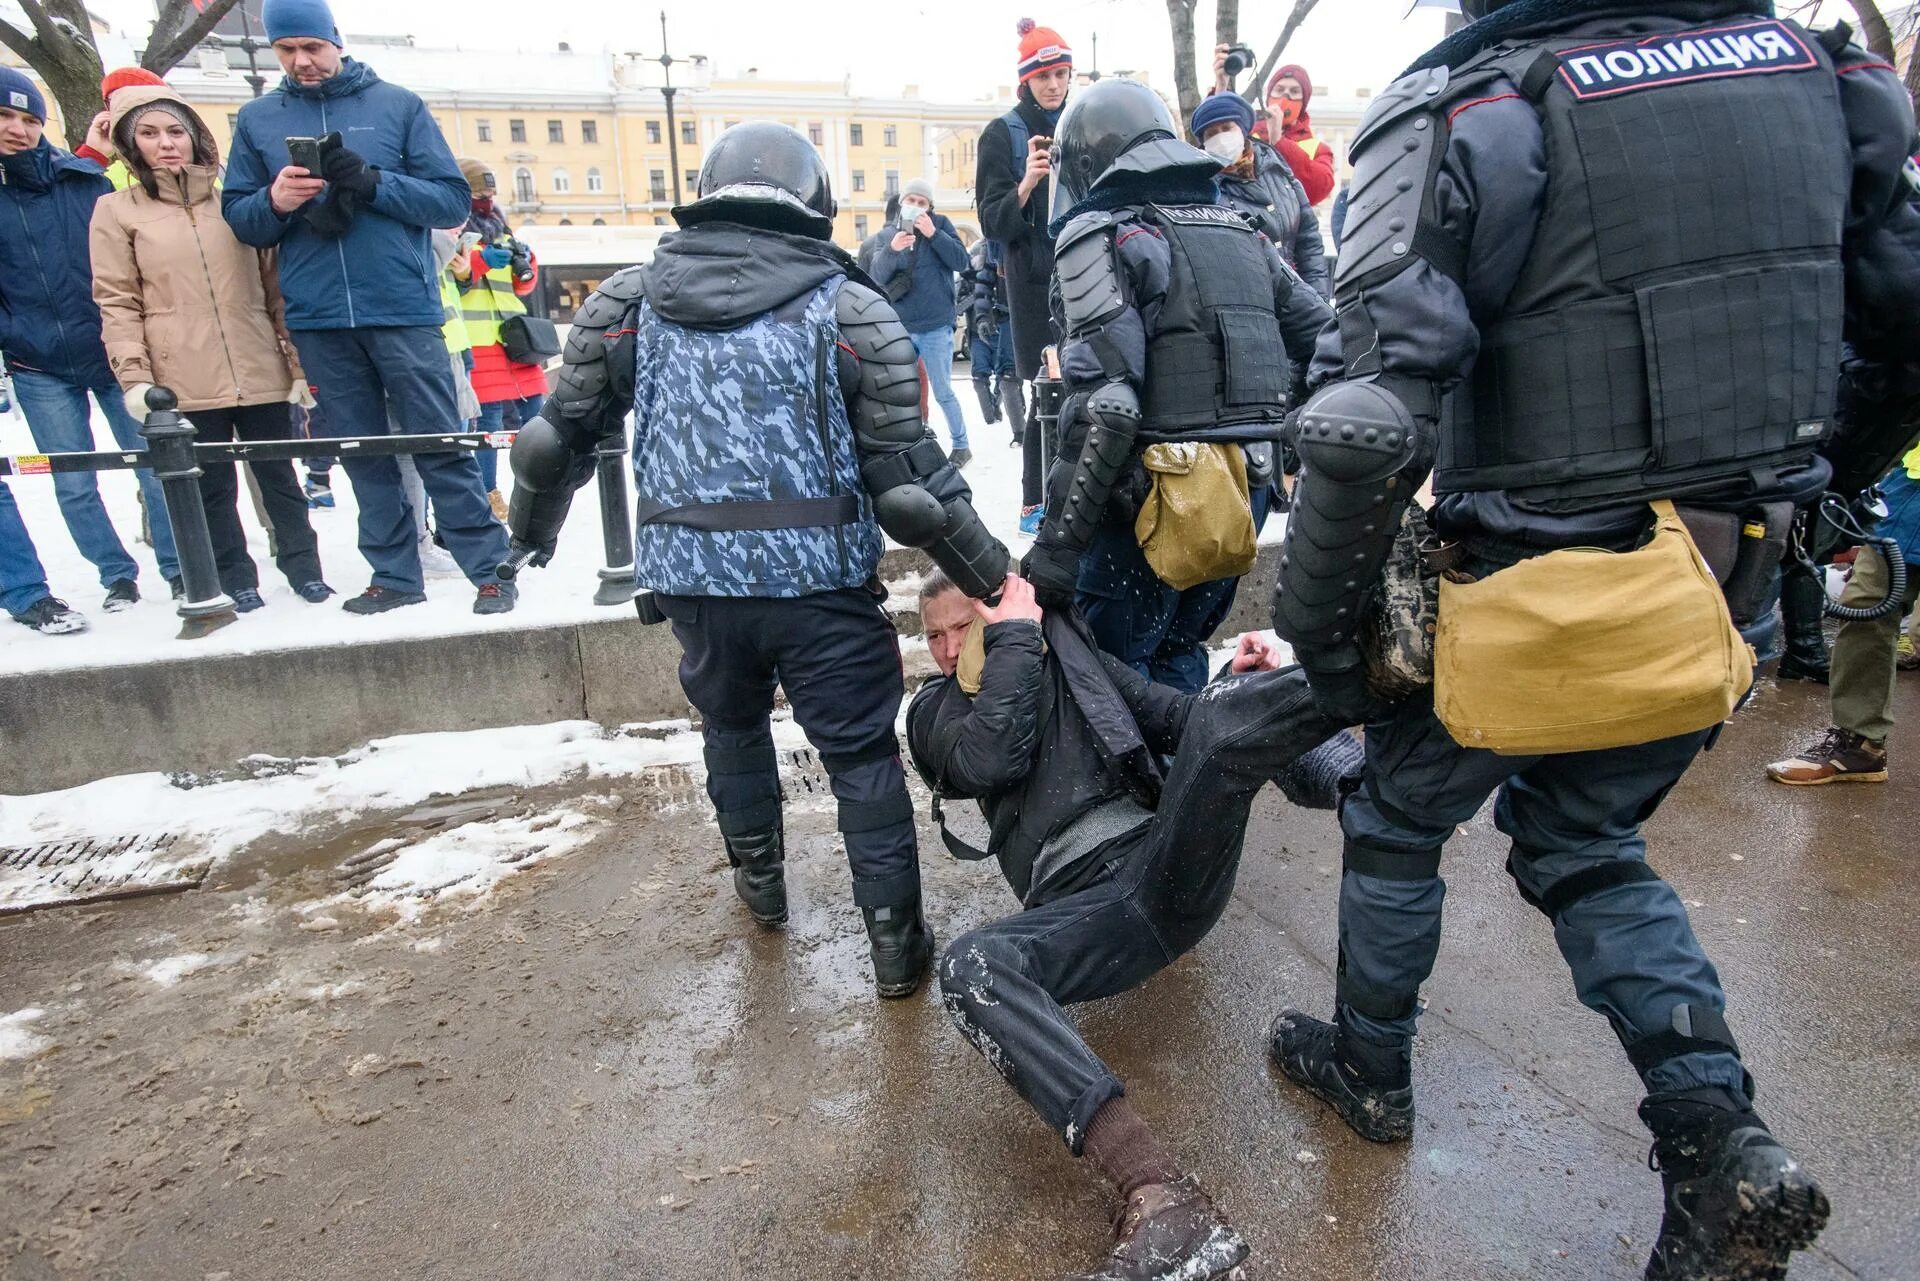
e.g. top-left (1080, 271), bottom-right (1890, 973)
top-left (1297, 652), bottom-right (1384, 727)
top-left (320, 145), bottom-right (379, 199)
top-left (1020, 538), bottom-right (1081, 611)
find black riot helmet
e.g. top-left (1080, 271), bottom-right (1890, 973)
top-left (673, 122), bottom-right (837, 239)
top-left (1459, 0), bottom-right (1516, 16)
top-left (1049, 78), bottom-right (1222, 227)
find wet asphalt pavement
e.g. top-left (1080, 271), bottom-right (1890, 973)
top-left (0, 672), bottom-right (1914, 1281)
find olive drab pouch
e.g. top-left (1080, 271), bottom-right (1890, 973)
top-left (1132, 442), bottom-right (1258, 592)
top-left (1433, 500), bottom-right (1754, 756)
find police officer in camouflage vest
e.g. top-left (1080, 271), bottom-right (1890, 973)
top-left (506, 124), bottom-right (1008, 998)
top-left (1267, 2), bottom-right (1920, 1275)
top-left (1017, 79), bottom-right (1331, 689)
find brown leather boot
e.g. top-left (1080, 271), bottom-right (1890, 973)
top-left (1066, 1176), bottom-right (1248, 1281)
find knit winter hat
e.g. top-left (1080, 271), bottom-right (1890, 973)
top-left (263, 0), bottom-right (343, 46)
top-left (1016, 18), bottom-right (1073, 84)
top-left (0, 67), bottom-right (46, 122)
top-left (458, 157), bottom-right (496, 190)
top-left (124, 101), bottom-right (199, 138)
top-left (901, 177), bottom-right (934, 207)
top-left (101, 67), bottom-right (165, 105)
top-left (1190, 92), bottom-right (1254, 138)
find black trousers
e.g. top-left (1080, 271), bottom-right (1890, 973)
top-left (939, 668), bottom-right (1342, 1151)
top-left (658, 587), bottom-right (922, 908)
top-left (187, 401), bottom-right (322, 593)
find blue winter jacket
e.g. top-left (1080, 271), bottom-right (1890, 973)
top-left (222, 59), bottom-right (469, 331)
top-left (871, 212), bottom-right (971, 334)
top-left (0, 141), bottom-right (115, 386)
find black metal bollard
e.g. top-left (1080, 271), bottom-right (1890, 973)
top-left (592, 435), bottom-right (636, 607)
top-left (139, 388), bottom-right (236, 639)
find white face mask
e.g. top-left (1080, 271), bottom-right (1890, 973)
top-left (1203, 127), bottom-right (1246, 165)
top-left (901, 200), bottom-right (930, 220)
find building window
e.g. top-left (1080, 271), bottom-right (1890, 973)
top-left (559, 218), bottom-right (573, 225)
top-left (509, 119), bottom-right (526, 143)
top-left (807, 122), bottom-right (822, 145)
top-left (476, 119), bottom-right (492, 143)
top-left (581, 120), bottom-right (598, 144)
top-left (649, 169), bottom-right (667, 201)
top-left (646, 120), bottom-right (661, 143)
top-left (883, 125), bottom-right (897, 147)
top-left (852, 170), bottom-right (865, 193)
top-left (849, 123), bottom-right (864, 146)
top-left (548, 120), bottom-right (564, 144)
top-left (227, 112), bottom-right (239, 134)
top-left (586, 167), bottom-right (604, 193)
top-left (592, 217), bottom-right (607, 225)
top-left (653, 215), bottom-right (666, 225)
top-left (552, 168), bottom-right (571, 193)
top-left (681, 120), bottom-right (697, 145)
top-left (854, 215), bottom-right (868, 240)
top-left (684, 169), bottom-right (698, 194)
top-left (884, 168), bottom-right (899, 197)
top-left (513, 167), bottom-right (535, 203)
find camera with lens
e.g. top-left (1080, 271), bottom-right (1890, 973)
top-left (1221, 43), bottom-right (1258, 78)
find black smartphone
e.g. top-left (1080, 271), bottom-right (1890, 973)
top-left (286, 135), bottom-right (325, 175)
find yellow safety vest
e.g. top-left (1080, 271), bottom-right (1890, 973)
top-left (440, 271), bottom-right (471, 355)
top-left (105, 158), bottom-right (137, 191)
top-left (459, 258), bottom-right (529, 348)
top-left (1905, 440), bottom-right (1919, 481)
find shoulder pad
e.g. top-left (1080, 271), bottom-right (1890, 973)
top-left (1055, 209), bottom-right (1115, 255)
top-left (1054, 217), bottom-right (1126, 334)
top-left (570, 275), bottom-right (642, 332)
top-left (1349, 66), bottom-right (1450, 156)
top-left (598, 264), bottom-right (647, 303)
top-left (836, 278), bottom-right (894, 322)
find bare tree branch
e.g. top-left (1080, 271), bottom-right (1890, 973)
top-left (1848, 0), bottom-right (1898, 62)
top-left (11, 0), bottom-right (65, 49)
top-left (1215, 0), bottom-right (1241, 53)
top-left (0, 20), bottom-right (37, 65)
top-left (144, 0), bottom-right (246, 73)
top-left (1243, 0), bottom-right (1324, 106)
top-left (1166, 0), bottom-right (1202, 136)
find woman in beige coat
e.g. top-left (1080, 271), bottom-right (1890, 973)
top-left (90, 86), bottom-right (330, 610)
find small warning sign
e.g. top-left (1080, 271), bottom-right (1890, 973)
top-left (10, 454), bottom-right (51, 475)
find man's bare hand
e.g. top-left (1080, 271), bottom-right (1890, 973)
top-left (974, 573), bottom-right (1043, 625)
top-left (269, 165), bottom-right (327, 214)
top-left (1230, 630), bottom-right (1287, 673)
top-left (1016, 135), bottom-right (1052, 206)
top-left (890, 230), bottom-right (916, 251)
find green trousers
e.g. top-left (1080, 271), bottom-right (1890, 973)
top-left (1830, 545), bottom-right (1920, 743)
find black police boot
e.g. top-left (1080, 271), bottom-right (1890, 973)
top-left (1639, 1093), bottom-right (1829, 1281)
top-left (1268, 1009), bottom-right (1415, 1143)
top-left (724, 825), bottom-right (787, 926)
top-left (1777, 570), bottom-right (1830, 684)
top-left (862, 899), bottom-right (933, 999)
top-left (1066, 1176), bottom-right (1249, 1281)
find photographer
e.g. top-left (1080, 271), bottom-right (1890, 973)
top-left (871, 178), bottom-right (972, 464)
top-left (1212, 50), bottom-right (1336, 207)
top-left (222, 0), bottom-right (513, 617)
top-left (456, 158), bottom-right (546, 519)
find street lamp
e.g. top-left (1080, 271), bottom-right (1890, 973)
top-left (201, 3), bottom-right (271, 98)
top-left (654, 11), bottom-right (706, 206)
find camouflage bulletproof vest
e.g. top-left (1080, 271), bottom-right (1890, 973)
top-left (630, 278), bottom-right (883, 598)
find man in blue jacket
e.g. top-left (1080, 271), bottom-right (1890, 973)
top-left (873, 178), bottom-right (974, 466)
top-left (0, 67), bottom-right (180, 611)
top-left (222, 0), bottom-right (512, 616)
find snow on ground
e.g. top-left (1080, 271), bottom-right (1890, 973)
top-left (0, 375), bottom-right (1284, 675)
top-left (342, 805), bottom-right (607, 924)
top-left (0, 1007), bottom-right (50, 1061)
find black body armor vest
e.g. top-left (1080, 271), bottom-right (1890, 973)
top-left (1435, 17), bottom-right (1849, 508)
top-left (1134, 203), bottom-right (1292, 442)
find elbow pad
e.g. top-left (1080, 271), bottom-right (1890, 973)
top-left (1042, 381), bottom-right (1141, 554)
top-left (1272, 380), bottom-right (1434, 667)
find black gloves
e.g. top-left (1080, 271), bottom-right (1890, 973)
top-left (1020, 539), bottom-right (1081, 611)
top-left (320, 145), bottom-right (379, 199)
top-left (1296, 649), bottom-right (1384, 727)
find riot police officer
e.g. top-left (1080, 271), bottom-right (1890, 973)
top-left (1268, 2), bottom-right (1920, 1276)
top-left (1019, 78), bottom-right (1331, 690)
top-left (506, 123), bottom-right (1008, 998)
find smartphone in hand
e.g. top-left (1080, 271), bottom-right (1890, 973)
top-left (286, 135), bottom-right (325, 175)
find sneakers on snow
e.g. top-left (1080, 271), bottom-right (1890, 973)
top-left (304, 477), bottom-right (335, 508)
top-left (1640, 1095), bottom-right (1828, 1281)
top-left (1765, 727), bottom-right (1887, 785)
top-left (167, 575), bottom-right (185, 602)
top-left (949, 447), bottom-right (973, 469)
top-left (342, 585), bottom-right (427, 615)
top-left (1019, 504), bottom-right (1047, 537)
top-left (472, 582), bottom-right (517, 615)
top-left (418, 535), bottom-right (463, 580)
top-left (102, 578), bottom-right (138, 612)
top-left (232, 588), bottom-right (265, 613)
top-left (1066, 1176), bottom-right (1248, 1281)
top-left (11, 596), bottom-right (88, 635)
top-left (296, 580), bottom-right (335, 604)
top-left (863, 900), bottom-right (934, 999)
top-left (1268, 1009), bottom-right (1415, 1144)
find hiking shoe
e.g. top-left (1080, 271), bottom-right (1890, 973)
top-left (1640, 1097), bottom-right (1829, 1281)
top-left (1898, 631), bottom-right (1918, 672)
top-left (102, 578), bottom-right (139, 612)
top-left (232, 588), bottom-right (265, 613)
top-left (473, 582), bottom-right (518, 615)
top-left (1067, 1176), bottom-right (1248, 1281)
top-left (1765, 727), bottom-right (1887, 785)
top-left (1268, 1009), bottom-right (1415, 1144)
top-left (487, 488), bottom-right (509, 523)
top-left (304, 477), bottom-right (334, 508)
top-left (167, 575), bottom-right (185, 602)
top-left (296, 580), bottom-right (335, 604)
top-left (950, 447), bottom-right (973, 469)
top-left (12, 596), bottom-right (87, 635)
top-left (342, 586), bottom-right (427, 615)
top-left (1019, 504), bottom-right (1046, 537)
top-left (863, 901), bottom-right (934, 999)
top-left (725, 825), bottom-right (788, 926)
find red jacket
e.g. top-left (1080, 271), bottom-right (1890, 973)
top-left (461, 248), bottom-right (548, 403)
top-left (1253, 63), bottom-right (1337, 206)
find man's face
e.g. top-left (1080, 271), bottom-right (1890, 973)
top-left (1269, 77), bottom-right (1305, 128)
top-left (273, 38), bottom-right (342, 86)
top-left (901, 196), bottom-right (930, 221)
top-left (0, 105), bottom-right (44, 155)
top-left (922, 589), bottom-right (974, 677)
top-left (1028, 64), bottom-right (1072, 111)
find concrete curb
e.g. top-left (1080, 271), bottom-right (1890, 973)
top-left (0, 545), bottom-right (1281, 793)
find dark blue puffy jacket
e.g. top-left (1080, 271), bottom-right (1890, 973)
top-left (871, 212), bottom-right (971, 333)
top-left (222, 59), bottom-right (469, 331)
top-left (0, 141), bottom-right (115, 386)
